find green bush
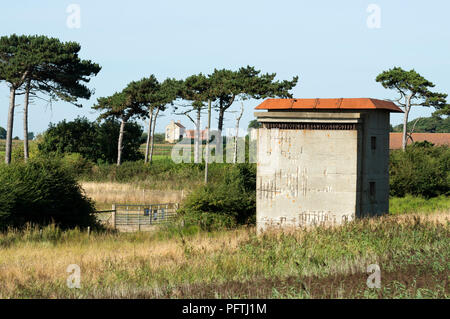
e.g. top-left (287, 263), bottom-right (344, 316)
top-left (38, 117), bottom-right (144, 164)
top-left (60, 153), bottom-right (94, 177)
top-left (11, 136), bottom-right (42, 162)
top-left (178, 164), bottom-right (256, 231)
top-left (0, 158), bottom-right (98, 229)
top-left (389, 143), bottom-right (449, 198)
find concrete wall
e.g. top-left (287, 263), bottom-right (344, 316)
top-left (357, 111), bottom-right (390, 217)
top-left (256, 110), bottom-right (391, 232)
top-left (257, 127), bottom-right (358, 231)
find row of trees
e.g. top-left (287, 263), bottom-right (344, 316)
top-left (391, 114), bottom-right (449, 133)
top-left (94, 68), bottom-right (298, 166)
top-left (0, 34), bottom-right (298, 167)
top-left (4, 34), bottom-right (447, 166)
top-left (0, 34), bottom-right (101, 164)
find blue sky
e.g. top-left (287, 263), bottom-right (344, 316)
top-left (1, 0), bottom-right (449, 137)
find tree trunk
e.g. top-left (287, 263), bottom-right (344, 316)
top-left (144, 108), bottom-right (154, 163)
top-left (205, 100), bottom-right (211, 183)
top-left (194, 108), bottom-right (201, 163)
top-left (149, 108), bottom-right (160, 164)
top-left (5, 87), bottom-right (16, 165)
top-left (117, 117), bottom-right (126, 166)
top-left (402, 96), bottom-right (412, 151)
top-left (23, 79), bottom-right (31, 162)
top-left (218, 106), bottom-right (225, 134)
top-left (233, 102), bottom-right (244, 164)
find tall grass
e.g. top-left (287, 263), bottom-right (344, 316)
top-left (390, 195), bottom-right (450, 215)
top-left (81, 182), bottom-right (185, 210)
top-left (0, 213), bottom-right (448, 298)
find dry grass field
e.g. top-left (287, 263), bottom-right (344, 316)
top-left (81, 182), bottom-right (186, 210)
top-left (0, 213), bottom-right (448, 298)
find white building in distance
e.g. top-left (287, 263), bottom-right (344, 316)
top-left (165, 120), bottom-right (185, 143)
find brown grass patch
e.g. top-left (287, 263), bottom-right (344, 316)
top-left (81, 182), bottom-right (186, 209)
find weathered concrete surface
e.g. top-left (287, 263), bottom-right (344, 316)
top-left (257, 128), bottom-right (358, 231)
top-left (358, 111), bottom-right (390, 217)
top-left (256, 110), bottom-right (391, 231)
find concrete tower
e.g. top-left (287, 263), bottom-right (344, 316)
top-left (254, 98), bottom-right (402, 231)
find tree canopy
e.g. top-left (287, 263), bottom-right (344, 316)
top-left (376, 67), bottom-right (448, 115)
top-left (209, 66), bottom-right (298, 132)
top-left (0, 34), bottom-right (101, 164)
top-left (376, 67), bottom-right (449, 150)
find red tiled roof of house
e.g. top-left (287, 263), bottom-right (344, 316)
top-left (255, 98), bottom-right (403, 112)
top-left (389, 133), bottom-right (450, 149)
top-left (185, 129), bottom-right (207, 140)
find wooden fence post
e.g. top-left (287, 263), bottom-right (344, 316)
top-left (112, 204), bottom-right (116, 229)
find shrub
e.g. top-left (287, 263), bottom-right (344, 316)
top-left (38, 117), bottom-right (144, 164)
top-left (0, 158), bottom-right (98, 229)
top-left (60, 153), bottom-right (94, 177)
top-left (389, 143), bottom-right (449, 197)
top-left (178, 164), bottom-right (256, 231)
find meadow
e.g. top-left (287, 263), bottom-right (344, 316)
top-left (0, 213), bottom-right (448, 298)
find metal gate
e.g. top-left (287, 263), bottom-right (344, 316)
top-left (112, 203), bottom-right (178, 231)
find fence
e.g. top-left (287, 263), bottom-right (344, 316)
top-left (98, 203), bottom-right (179, 232)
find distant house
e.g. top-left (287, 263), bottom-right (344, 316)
top-left (389, 133), bottom-right (450, 149)
top-left (185, 129), bottom-right (207, 141)
top-left (165, 120), bottom-right (185, 143)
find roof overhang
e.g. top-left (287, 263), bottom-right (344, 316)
top-left (255, 98), bottom-right (403, 113)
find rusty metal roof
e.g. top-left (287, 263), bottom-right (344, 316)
top-left (255, 98), bottom-right (403, 112)
top-left (389, 133), bottom-right (450, 149)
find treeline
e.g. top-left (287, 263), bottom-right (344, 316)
top-left (93, 68), bottom-right (298, 166)
top-left (391, 114), bottom-right (450, 133)
top-left (0, 34), bottom-right (298, 166)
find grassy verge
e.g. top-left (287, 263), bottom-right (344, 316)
top-left (390, 195), bottom-right (450, 215)
top-left (0, 213), bottom-right (448, 298)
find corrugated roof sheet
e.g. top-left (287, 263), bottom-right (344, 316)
top-left (389, 133), bottom-right (450, 149)
top-left (255, 98), bottom-right (403, 112)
